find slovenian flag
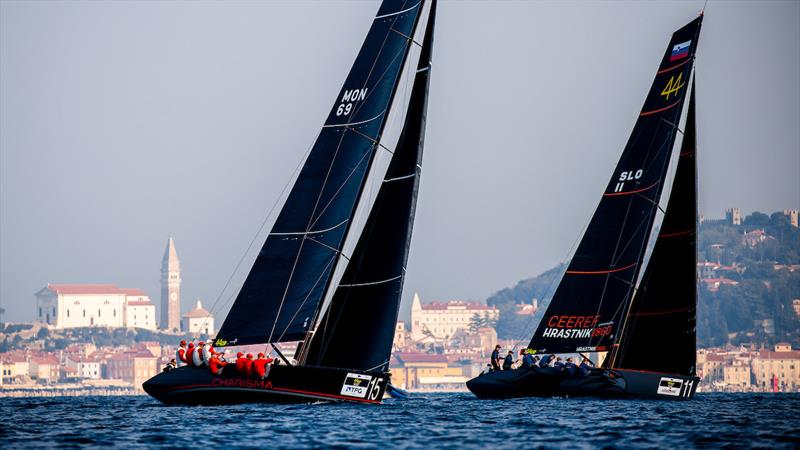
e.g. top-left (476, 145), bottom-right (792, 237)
top-left (670, 40), bottom-right (692, 61)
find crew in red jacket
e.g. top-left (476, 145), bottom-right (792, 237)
top-left (175, 340), bottom-right (188, 367)
top-left (244, 354), bottom-right (255, 378)
top-left (185, 342), bottom-right (196, 367)
top-left (235, 352), bottom-right (247, 374)
top-left (252, 352), bottom-right (274, 379)
top-left (208, 353), bottom-right (227, 376)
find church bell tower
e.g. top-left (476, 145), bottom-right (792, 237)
top-left (160, 237), bottom-right (181, 332)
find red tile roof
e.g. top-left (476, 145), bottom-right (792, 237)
top-left (120, 288), bottom-right (147, 297)
top-left (47, 284), bottom-right (123, 295)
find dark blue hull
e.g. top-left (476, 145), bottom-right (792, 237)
top-left (466, 367), bottom-right (699, 400)
top-left (143, 364), bottom-right (389, 405)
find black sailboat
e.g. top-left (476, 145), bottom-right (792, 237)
top-left (467, 15), bottom-right (703, 400)
top-left (144, 0), bottom-right (436, 405)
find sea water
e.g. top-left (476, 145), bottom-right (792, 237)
top-left (1, 393), bottom-right (798, 448)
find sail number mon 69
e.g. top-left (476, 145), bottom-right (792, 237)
top-left (336, 88), bottom-right (368, 116)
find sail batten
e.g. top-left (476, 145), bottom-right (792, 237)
top-left (527, 16), bottom-right (703, 355)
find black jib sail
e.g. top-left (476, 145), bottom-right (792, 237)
top-left (527, 16), bottom-right (703, 354)
top-left (612, 80), bottom-right (698, 375)
top-left (303, 1), bottom-right (436, 372)
top-left (215, 1), bottom-right (426, 347)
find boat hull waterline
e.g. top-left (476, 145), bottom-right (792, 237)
top-left (466, 367), bottom-right (699, 400)
top-left (143, 364), bottom-right (389, 405)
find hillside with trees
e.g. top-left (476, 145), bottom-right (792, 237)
top-left (486, 210), bottom-right (800, 348)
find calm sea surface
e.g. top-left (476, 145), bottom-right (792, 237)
top-left (1, 393), bottom-right (798, 449)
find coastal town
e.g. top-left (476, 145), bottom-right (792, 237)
top-left (1, 208), bottom-right (799, 397)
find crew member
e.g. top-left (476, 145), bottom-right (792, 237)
top-left (202, 340), bottom-right (214, 365)
top-left (194, 341), bottom-right (206, 366)
top-left (185, 342), bottom-right (196, 368)
top-left (490, 345), bottom-right (502, 371)
top-left (253, 352), bottom-right (274, 379)
top-left (244, 353), bottom-right (255, 378)
top-left (163, 358), bottom-right (177, 373)
top-left (539, 354), bottom-right (554, 368)
top-left (564, 357), bottom-right (577, 377)
top-left (521, 349), bottom-right (535, 368)
top-left (579, 357), bottom-right (592, 377)
top-left (176, 340), bottom-right (188, 367)
top-left (208, 352), bottom-right (227, 376)
top-left (503, 350), bottom-right (514, 370)
top-left (553, 357), bottom-right (565, 369)
top-left (235, 352), bottom-right (247, 374)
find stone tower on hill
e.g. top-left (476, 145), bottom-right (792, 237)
top-left (160, 237), bottom-right (181, 332)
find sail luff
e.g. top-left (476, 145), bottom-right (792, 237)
top-left (215, 0), bottom-right (427, 347)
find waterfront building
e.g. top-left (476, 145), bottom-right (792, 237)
top-left (390, 352), bottom-right (468, 391)
top-left (65, 356), bottom-right (101, 380)
top-left (181, 299), bottom-right (214, 335)
top-left (106, 348), bottom-right (158, 391)
top-left (0, 353), bottom-right (29, 384)
top-left (29, 356), bottom-right (60, 383)
top-left (410, 293), bottom-right (499, 342)
top-left (160, 237), bottom-right (182, 332)
top-left (34, 284), bottom-right (156, 330)
top-left (751, 344), bottom-right (800, 391)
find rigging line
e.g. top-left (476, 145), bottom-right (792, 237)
top-left (306, 143), bottom-right (376, 231)
top-left (634, 191), bottom-right (667, 214)
top-left (272, 254), bottom-right (338, 344)
top-left (345, 125), bottom-right (395, 154)
top-left (660, 117), bottom-right (684, 135)
top-left (306, 236), bottom-right (352, 261)
top-left (390, 27), bottom-right (423, 48)
top-left (269, 219), bottom-right (349, 237)
top-left (199, 129), bottom-right (320, 336)
top-left (338, 275), bottom-right (402, 288)
top-left (367, 360), bottom-right (389, 372)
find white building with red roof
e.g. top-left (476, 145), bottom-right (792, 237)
top-left (34, 283), bottom-right (156, 330)
top-left (410, 293), bottom-right (499, 342)
top-left (181, 299), bottom-right (214, 335)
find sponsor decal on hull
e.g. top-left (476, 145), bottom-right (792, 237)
top-left (212, 377), bottom-right (273, 390)
top-left (340, 373), bottom-right (372, 398)
top-left (657, 377), bottom-right (684, 396)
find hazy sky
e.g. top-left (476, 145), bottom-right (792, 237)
top-left (1, 0), bottom-right (798, 323)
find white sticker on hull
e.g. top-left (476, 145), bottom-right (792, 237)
top-left (341, 373), bottom-right (372, 398)
top-left (657, 377), bottom-right (684, 396)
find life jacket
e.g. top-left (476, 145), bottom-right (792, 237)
top-left (243, 359), bottom-right (254, 378)
top-left (185, 347), bottom-right (195, 367)
top-left (202, 345), bottom-right (213, 364)
top-left (176, 347), bottom-right (187, 367)
top-left (235, 357), bottom-right (247, 374)
top-left (252, 359), bottom-right (268, 378)
top-left (209, 356), bottom-right (226, 375)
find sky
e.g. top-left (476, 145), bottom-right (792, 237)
top-left (1, 0), bottom-right (798, 323)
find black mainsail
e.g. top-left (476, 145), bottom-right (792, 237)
top-left (215, 0), bottom-right (428, 347)
top-left (527, 16), bottom-right (703, 355)
top-left (613, 80), bottom-right (697, 375)
top-left (303, 1), bottom-right (436, 372)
